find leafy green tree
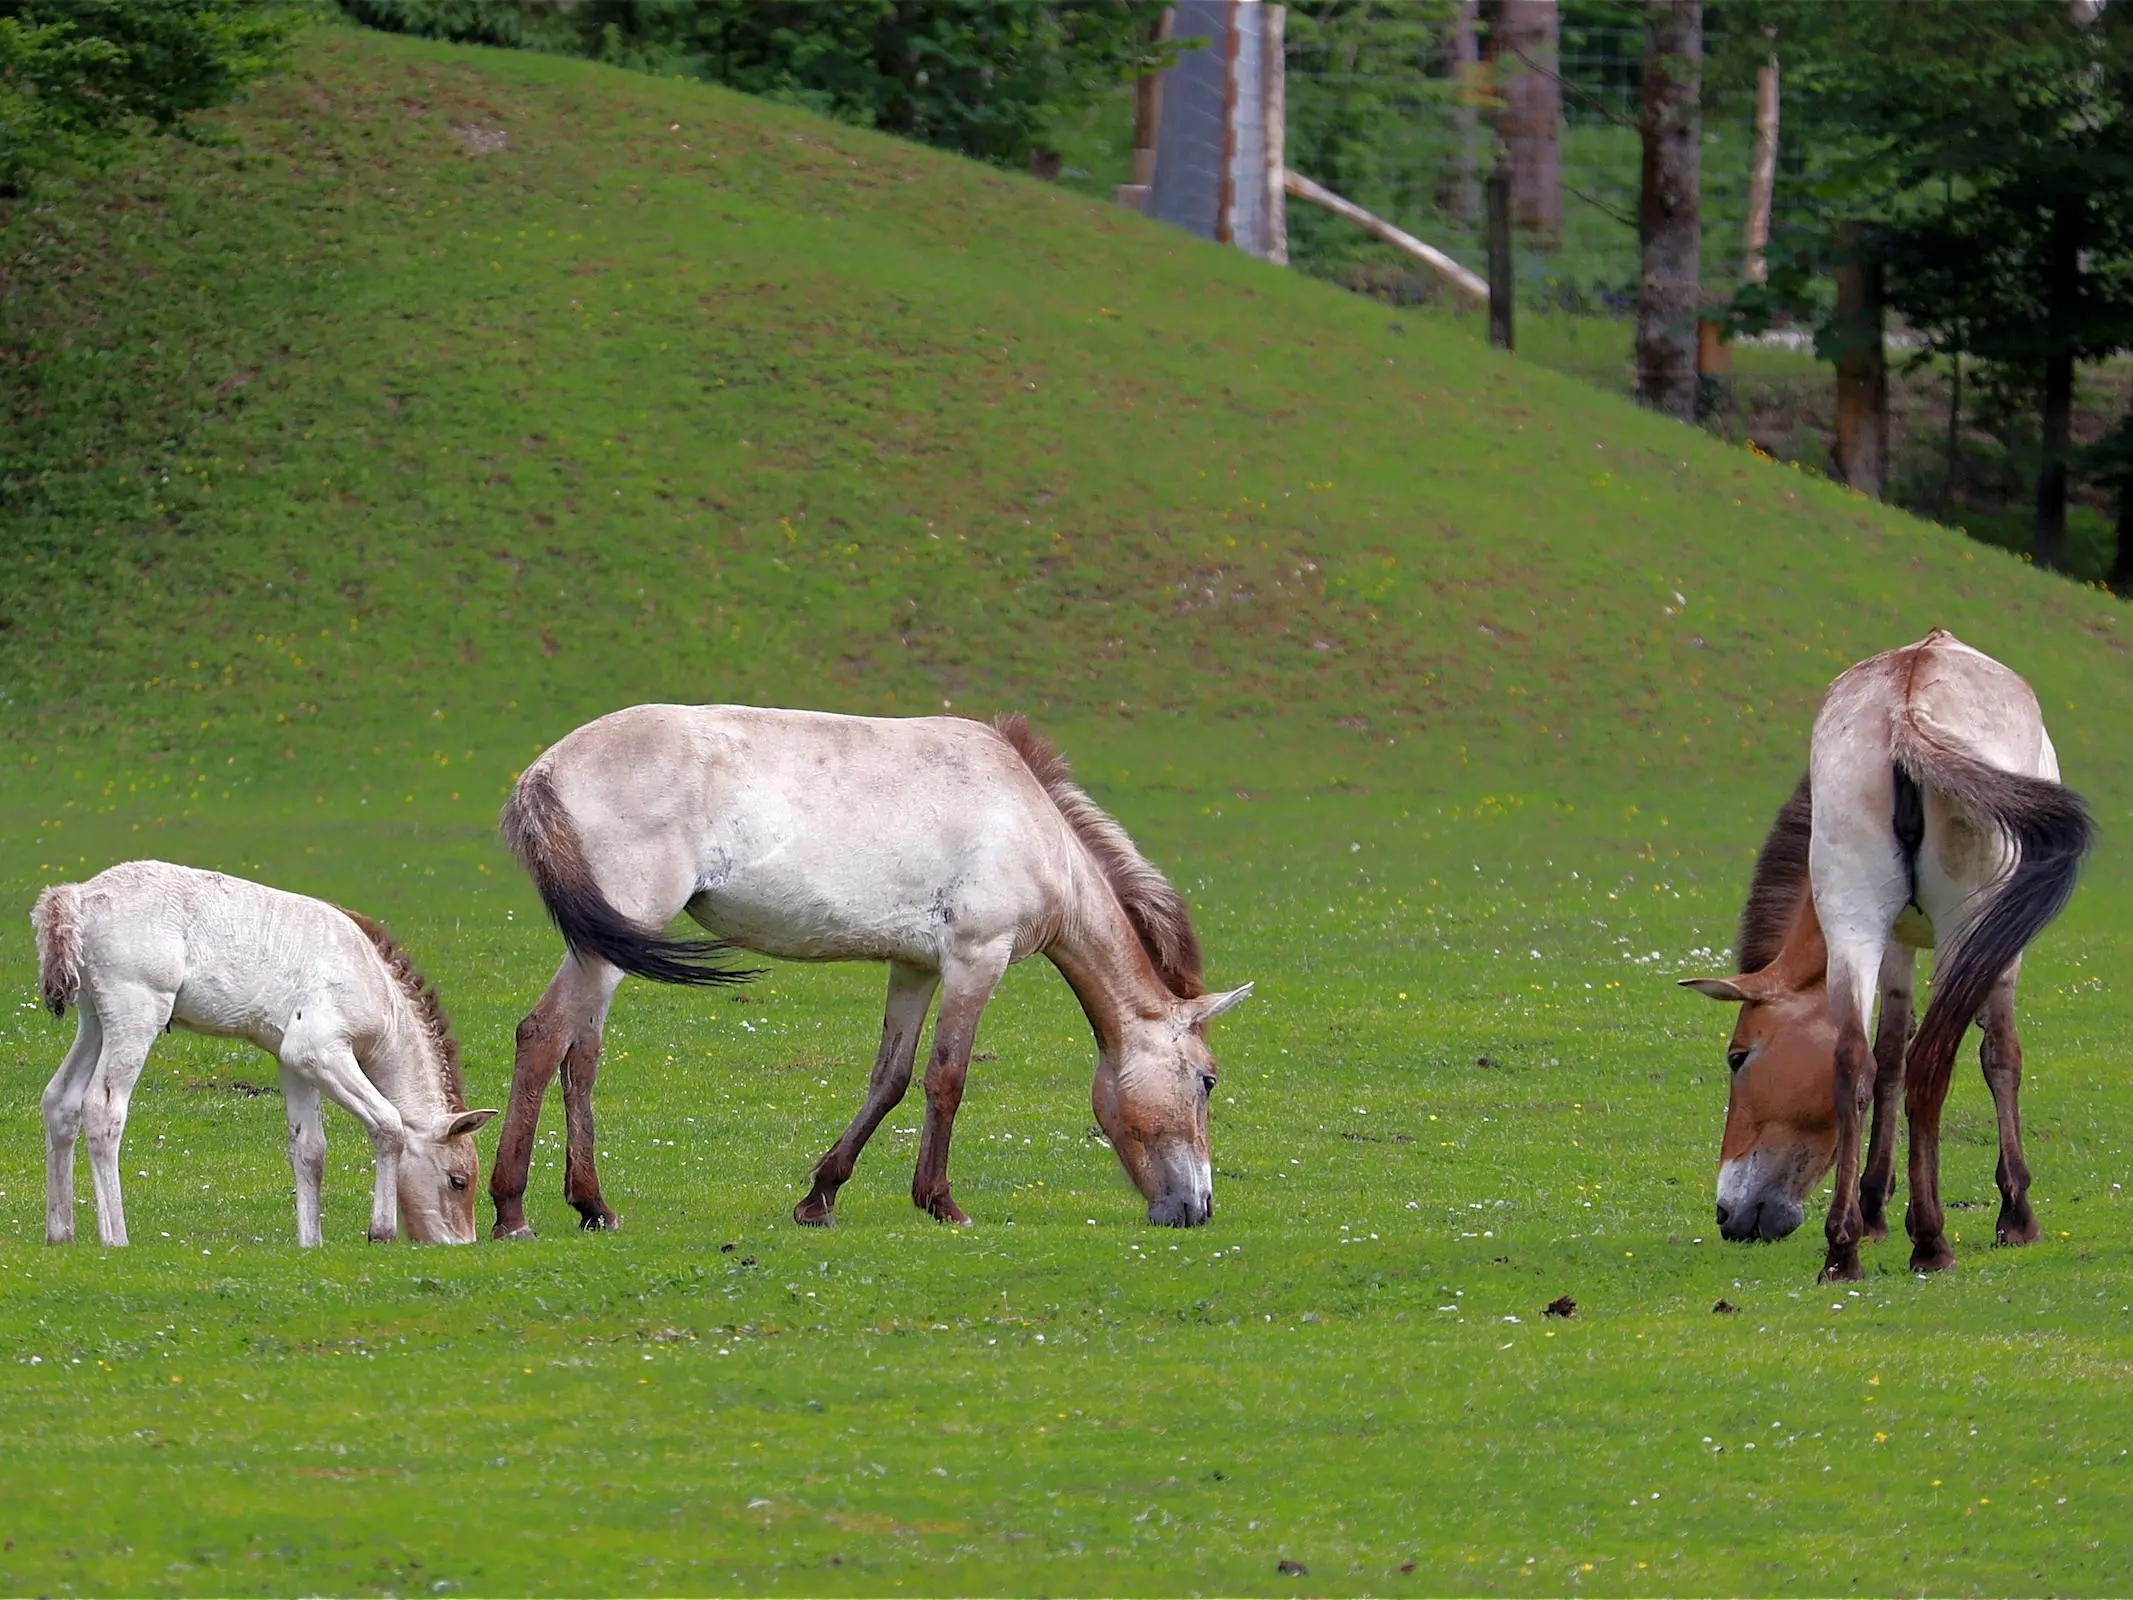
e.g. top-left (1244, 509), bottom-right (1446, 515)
top-left (343, 0), bottom-right (1171, 169)
top-left (1728, 0), bottom-right (2133, 568)
top-left (0, 0), bottom-right (299, 196)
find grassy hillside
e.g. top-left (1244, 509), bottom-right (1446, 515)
top-left (3, 22), bottom-right (2132, 1595)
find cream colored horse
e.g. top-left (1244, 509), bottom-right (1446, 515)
top-left (1684, 631), bottom-right (2091, 1281)
top-left (491, 706), bottom-right (1251, 1236)
top-left (33, 861), bottom-right (496, 1246)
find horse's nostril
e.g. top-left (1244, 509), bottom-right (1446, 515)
top-left (1715, 1203), bottom-right (1730, 1228)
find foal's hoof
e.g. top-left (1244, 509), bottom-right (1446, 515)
top-left (793, 1194), bottom-right (836, 1228)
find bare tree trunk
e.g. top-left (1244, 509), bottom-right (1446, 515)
top-left (2035, 200), bottom-right (2083, 570)
top-left (2110, 470), bottom-right (2133, 594)
top-left (1441, 0), bottom-right (1482, 224)
top-left (1496, 0), bottom-right (1562, 238)
top-left (1832, 222), bottom-right (1888, 499)
top-left (1937, 347), bottom-right (1962, 523)
top-left (1636, 0), bottom-right (1701, 421)
top-left (1743, 43), bottom-right (1779, 285)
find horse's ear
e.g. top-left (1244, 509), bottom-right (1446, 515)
top-left (446, 1108), bottom-right (499, 1139)
top-left (1180, 983), bottom-right (1253, 1029)
top-left (1679, 975), bottom-right (1778, 1004)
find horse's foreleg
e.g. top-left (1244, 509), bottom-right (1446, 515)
top-left (295, 1042), bottom-right (406, 1242)
top-left (1979, 973), bottom-right (2038, 1246)
top-left (282, 1076), bottom-right (328, 1248)
top-left (1857, 950), bottom-right (1916, 1244)
top-left (797, 963), bottom-right (939, 1227)
top-left (911, 949), bottom-right (1009, 1227)
top-left (41, 1005), bottom-right (103, 1245)
top-left (1819, 948), bottom-right (1880, 1283)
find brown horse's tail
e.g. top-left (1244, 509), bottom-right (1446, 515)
top-left (499, 764), bottom-right (758, 988)
top-left (31, 883), bottom-right (83, 1017)
top-left (1896, 718), bottom-right (2093, 1079)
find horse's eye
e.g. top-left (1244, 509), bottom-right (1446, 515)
top-left (1200, 1074), bottom-right (1218, 1097)
top-left (1726, 1049), bottom-right (1749, 1074)
top-left (448, 1174), bottom-right (469, 1192)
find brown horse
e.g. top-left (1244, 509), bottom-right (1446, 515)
top-left (489, 705), bottom-right (1250, 1237)
top-left (1682, 631), bottom-right (2091, 1281)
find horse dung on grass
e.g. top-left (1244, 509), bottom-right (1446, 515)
top-left (492, 705), bottom-right (1251, 1237)
top-left (1682, 630), bottom-right (2091, 1281)
top-left (32, 861), bottom-right (497, 1247)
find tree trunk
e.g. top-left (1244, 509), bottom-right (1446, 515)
top-left (1496, 0), bottom-right (1562, 238)
top-left (2034, 202), bottom-right (2083, 570)
top-left (1636, 0), bottom-right (1701, 421)
top-left (1743, 45), bottom-right (1778, 285)
top-left (1440, 0), bottom-right (1482, 224)
top-left (1832, 221), bottom-right (1887, 499)
top-left (2111, 469), bottom-right (2133, 594)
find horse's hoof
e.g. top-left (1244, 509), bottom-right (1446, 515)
top-left (1995, 1214), bottom-right (2040, 1247)
top-left (1817, 1255), bottom-right (1862, 1285)
top-left (576, 1209), bottom-right (621, 1232)
top-left (931, 1201), bottom-right (972, 1227)
top-left (793, 1198), bottom-right (836, 1228)
top-left (367, 1228), bottom-right (396, 1245)
top-left (1909, 1240), bottom-right (1958, 1273)
top-left (1862, 1217), bottom-right (1890, 1245)
top-left (492, 1222), bottom-right (537, 1241)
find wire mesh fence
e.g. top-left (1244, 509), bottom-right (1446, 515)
top-left (1280, 5), bottom-right (1805, 310)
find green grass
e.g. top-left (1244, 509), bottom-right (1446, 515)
top-left (4, 21), bottom-right (2133, 1595)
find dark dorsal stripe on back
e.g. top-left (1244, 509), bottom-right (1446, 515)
top-left (339, 908), bottom-right (469, 1111)
top-left (990, 713), bottom-right (1207, 1000)
top-left (1737, 772), bottom-right (1813, 973)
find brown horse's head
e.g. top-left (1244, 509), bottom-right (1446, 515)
top-left (1681, 902), bottom-right (1835, 1242)
top-left (1093, 984), bottom-right (1253, 1227)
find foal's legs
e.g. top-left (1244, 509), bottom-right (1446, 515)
top-left (41, 1003), bottom-right (103, 1245)
top-left (1978, 971), bottom-right (2039, 1246)
top-left (80, 993), bottom-right (166, 1249)
top-left (911, 944), bottom-right (1011, 1226)
top-left (796, 962), bottom-right (940, 1227)
top-left (490, 954), bottom-right (622, 1238)
top-left (281, 1075), bottom-right (329, 1248)
top-left (287, 1036), bottom-right (407, 1242)
top-left (1857, 947), bottom-right (1917, 1244)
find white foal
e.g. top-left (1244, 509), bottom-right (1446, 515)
top-left (32, 861), bottom-right (497, 1247)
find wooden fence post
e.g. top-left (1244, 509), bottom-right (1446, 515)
top-left (1831, 220), bottom-right (1888, 499)
top-left (1487, 156), bottom-right (1515, 351)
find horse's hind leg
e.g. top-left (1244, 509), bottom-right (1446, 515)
top-left (797, 963), bottom-right (940, 1227)
top-left (282, 1075), bottom-right (328, 1248)
top-left (559, 961), bottom-right (627, 1231)
top-left (1819, 935), bottom-right (1889, 1284)
top-left (41, 1003), bottom-right (104, 1245)
top-left (1857, 947), bottom-right (1916, 1244)
top-left (1979, 970), bottom-right (2039, 1246)
top-left (491, 955), bottom-right (617, 1238)
top-left (81, 996), bottom-right (164, 1249)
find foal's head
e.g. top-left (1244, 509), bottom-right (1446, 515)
top-left (1093, 985), bottom-right (1253, 1227)
top-left (1681, 946), bottom-right (1837, 1243)
top-left (397, 1109), bottom-right (500, 1243)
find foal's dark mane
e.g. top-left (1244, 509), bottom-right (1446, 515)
top-left (991, 713), bottom-right (1207, 999)
top-left (340, 909), bottom-right (470, 1111)
top-left (1737, 772), bottom-right (1813, 972)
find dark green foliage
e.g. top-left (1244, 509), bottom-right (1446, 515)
top-left (0, 0), bottom-right (298, 195)
top-left (340, 0), bottom-right (1169, 165)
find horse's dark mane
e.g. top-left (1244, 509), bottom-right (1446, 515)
top-left (991, 713), bottom-right (1207, 999)
top-left (340, 909), bottom-right (469, 1111)
top-left (1737, 772), bottom-right (1813, 972)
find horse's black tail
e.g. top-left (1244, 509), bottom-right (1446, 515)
top-left (1896, 718), bottom-right (2092, 1078)
top-left (500, 764), bottom-right (759, 987)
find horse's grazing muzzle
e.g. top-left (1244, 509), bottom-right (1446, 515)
top-left (1148, 1193), bottom-right (1212, 1228)
top-left (1716, 1197), bottom-right (1804, 1242)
